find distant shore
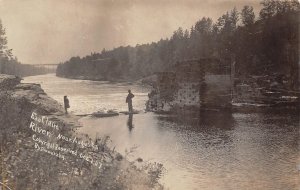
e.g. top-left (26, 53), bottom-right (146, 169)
top-left (56, 73), bottom-right (157, 87)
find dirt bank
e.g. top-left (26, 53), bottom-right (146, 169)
top-left (0, 74), bottom-right (163, 190)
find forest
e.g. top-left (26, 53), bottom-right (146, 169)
top-left (56, 0), bottom-right (299, 90)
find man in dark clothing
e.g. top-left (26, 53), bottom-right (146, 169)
top-left (64, 96), bottom-right (70, 114)
top-left (126, 90), bottom-right (134, 112)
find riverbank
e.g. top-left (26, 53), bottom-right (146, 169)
top-left (0, 74), bottom-right (163, 190)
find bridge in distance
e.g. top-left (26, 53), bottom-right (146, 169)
top-left (31, 63), bottom-right (59, 69)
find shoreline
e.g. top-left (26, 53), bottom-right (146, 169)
top-left (0, 74), bottom-right (163, 190)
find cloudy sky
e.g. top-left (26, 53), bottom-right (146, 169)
top-left (0, 0), bottom-right (261, 65)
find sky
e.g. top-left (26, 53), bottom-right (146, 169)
top-left (0, 0), bottom-right (261, 65)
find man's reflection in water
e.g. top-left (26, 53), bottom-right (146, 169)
top-left (127, 113), bottom-right (134, 132)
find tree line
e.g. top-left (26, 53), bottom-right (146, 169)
top-left (57, 0), bottom-right (299, 89)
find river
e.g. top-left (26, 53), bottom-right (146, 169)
top-left (23, 74), bottom-right (299, 190)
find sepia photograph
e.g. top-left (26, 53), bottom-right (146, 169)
top-left (0, 0), bottom-right (299, 189)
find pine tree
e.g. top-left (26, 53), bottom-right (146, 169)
top-left (0, 20), bottom-right (12, 60)
top-left (241, 6), bottom-right (255, 26)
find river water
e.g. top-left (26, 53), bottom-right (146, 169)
top-left (23, 74), bottom-right (299, 190)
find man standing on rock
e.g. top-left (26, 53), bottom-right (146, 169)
top-left (126, 90), bottom-right (134, 113)
top-left (64, 95), bottom-right (70, 114)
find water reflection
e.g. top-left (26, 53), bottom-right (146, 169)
top-left (156, 110), bottom-right (234, 130)
top-left (127, 114), bottom-right (134, 132)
